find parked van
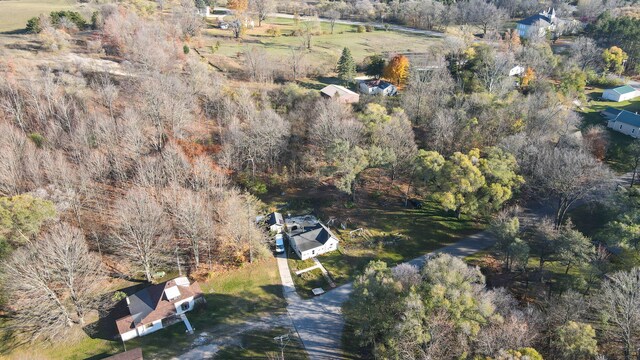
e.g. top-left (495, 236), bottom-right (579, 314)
top-left (275, 234), bottom-right (285, 253)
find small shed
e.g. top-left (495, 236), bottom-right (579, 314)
top-left (267, 212), bottom-right (285, 233)
top-left (320, 85), bottom-right (360, 104)
top-left (602, 85), bottom-right (640, 102)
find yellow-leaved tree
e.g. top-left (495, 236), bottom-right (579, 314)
top-left (227, 0), bottom-right (248, 13)
top-left (383, 54), bottom-right (409, 86)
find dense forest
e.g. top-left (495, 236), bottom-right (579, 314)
top-left (0, 0), bottom-right (639, 359)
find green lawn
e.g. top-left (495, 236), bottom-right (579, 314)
top-left (0, 0), bottom-right (76, 33)
top-left (580, 88), bottom-right (640, 172)
top-left (287, 199), bottom-right (484, 297)
top-left (200, 17), bottom-right (440, 69)
top-left (2, 258), bottom-right (288, 359)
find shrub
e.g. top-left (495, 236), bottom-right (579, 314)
top-left (365, 24), bottom-right (374, 32)
top-left (238, 175), bottom-right (268, 195)
top-left (356, 25), bottom-right (365, 33)
top-left (112, 291), bottom-right (127, 303)
top-left (266, 26), bottom-right (281, 37)
top-left (586, 71), bottom-right (624, 88)
top-left (50, 11), bottom-right (87, 29)
top-left (183, 44), bottom-right (190, 54)
top-left (28, 133), bottom-right (45, 148)
top-left (26, 17), bottom-right (42, 33)
top-left (91, 11), bottom-right (101, 30)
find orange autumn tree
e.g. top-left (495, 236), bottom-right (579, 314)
top-left (383, 54), bottom-right (409, 86)
top-left (227, 0), bottom-right (249, 12)
top-left (521, 67), bottom-right (535, 87)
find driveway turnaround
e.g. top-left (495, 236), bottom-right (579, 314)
top-left (278, 231), bottom-right (496, 360)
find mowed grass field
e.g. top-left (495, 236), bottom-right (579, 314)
top-left (200, 17), bottom-right (440, 70)
top-left (0, 0), bottom-right (76, 33)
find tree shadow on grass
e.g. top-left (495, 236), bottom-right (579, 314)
top-left (83, 282), bottom-right (149, 342)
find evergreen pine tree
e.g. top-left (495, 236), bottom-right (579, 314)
top-left (337, 47), bottom-right (356, 84)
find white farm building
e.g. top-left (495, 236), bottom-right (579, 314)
top-left (602, 85), bottom-right (640, 102)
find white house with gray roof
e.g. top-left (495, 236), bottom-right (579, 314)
top-left (607, 110), bottom-right (640, 138)
top-left (517, 8), bottom-right (556, 39)
top-left (288, 223), bottom-right (339, 260)
top-left (602, 85), bottom-right (640, 102)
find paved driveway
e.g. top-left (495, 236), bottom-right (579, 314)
top-left (279, 231), bottom-right (495, 360)
top-left (277, 173), bottom-right (634, 359)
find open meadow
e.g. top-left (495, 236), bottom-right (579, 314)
top-left (198, 16), bottom-right (441, 74)
top-left (0, 0), bottom-right (76, 33)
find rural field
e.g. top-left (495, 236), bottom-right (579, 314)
top-left (0, 0), bottom-right (76, 33)
top-left (198, 16), bottom-right (441, 74)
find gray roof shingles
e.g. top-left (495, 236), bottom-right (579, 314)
top-left (290, 224), bottom-right (337, 253)
top-left (518, 14), bottom-right (551, 26)
top-left (614, 110), bottom-right (640, 127)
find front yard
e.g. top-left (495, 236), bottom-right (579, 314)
top-left (1, 258), bottom-right (298, 360)
top-left (285, 199), bottom-right (484, 298)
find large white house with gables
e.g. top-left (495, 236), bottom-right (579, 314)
top-left (517, 8), bottom-right (556, 39)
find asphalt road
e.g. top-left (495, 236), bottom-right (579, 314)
top-left (211, 7), bottom-right (444, 38)
top-left (278, 231), bottom-right (496, 360)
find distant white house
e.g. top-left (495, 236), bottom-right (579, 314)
top-left (517, 8), bottom-right (556, 39)
top-left (288, 223), bottom-right (339, 260)
top-left (509, 66), bottom-right (526, 77)
top-left (602, 85), bottom-right (640, 102)
top-left (358, 79), bottom-right (397, 96)
top-left (116, 277), bottom-right (204, 341)
top-left (267, 212), bottom-right (285, 233)
top-left (607, 110), bottom-right (640, 138)
top-left (320, 85), bottom-right (360, 104)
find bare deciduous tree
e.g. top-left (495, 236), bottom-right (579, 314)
top-left (250, 0), bottom-right (274, 27)
top-left (3, 223), bottom-right (103, 341)
top-left (40, 223), bottom-right (104, 324)
top-left (596, 267), bottom-right (640, 360)
top-left (165, 187), bottom-right (215, 268)
top-left (112, 187), bottom-right (170, 282)
top-left (529, 146), bottom-right (613, 227)
top-left (325, 9), bottom-right (340, 34)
